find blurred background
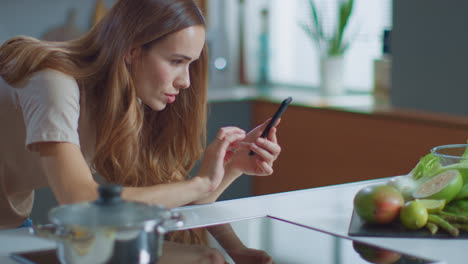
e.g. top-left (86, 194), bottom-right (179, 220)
top-left (2, 0), bottom-right (468, 223)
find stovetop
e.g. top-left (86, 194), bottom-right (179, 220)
top-left (10, 216), bottom-right (444, 264)
top-left (190, 216), bottom-right (444, 264)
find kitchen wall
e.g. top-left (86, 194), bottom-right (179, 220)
top-left (392, 0), bottom-right (468, 117)
top-left (0, 0), bottom-right (116, 43)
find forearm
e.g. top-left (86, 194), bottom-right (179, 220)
top-left (122, 176), bottom-right (211, 208)
top-left (193, 167), bottom-right (242, 205)
top-left (39, 143), bottom-right (213, 208)
top-left (50, 168), bottom-right (212, 208)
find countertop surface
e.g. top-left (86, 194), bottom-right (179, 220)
top-left (208, 85), bottom-right (378, 113)
top-left (2, 178), bottom-right (466, 263)
top-left (209, 85), bottom-right (468, 128)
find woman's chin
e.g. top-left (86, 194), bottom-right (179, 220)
top-left (144, 100), bottom-right (166, 112)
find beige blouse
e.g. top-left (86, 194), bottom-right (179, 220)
top-left (0, 69), bottom-right (95, 229)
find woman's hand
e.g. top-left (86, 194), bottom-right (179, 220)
top-left (159, 241), bottom-right (228, 264)
top-left (227, 247), bottom-right (274, 264)
top-left (226, 119), bottom-right (281, 177)
top-left (197, 127), bottom-right (246, 192)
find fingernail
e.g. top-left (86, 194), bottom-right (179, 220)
top-left (257, 138), bottom-right (264, 144)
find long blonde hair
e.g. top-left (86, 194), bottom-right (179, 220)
top-left (0, 0), bottom-right (208, 244)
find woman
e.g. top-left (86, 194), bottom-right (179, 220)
top-left (0, 0), bottom-right (279, 262)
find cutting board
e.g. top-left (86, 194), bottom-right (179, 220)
top-left (348, 210), bottom-right (468, 239)
top-left (10, 249), bottom-right (59, 264)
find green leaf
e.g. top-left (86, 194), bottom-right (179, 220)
top-left (410, 153), bottom-right (441, 180)
top-left (462, 139), bottom-right (468, 160)
top-left (335, 0), bottom-right (354, 56)
top-left (298, 22), bottom-right (322, 52)
top-left (299, 0), bottom-right (355, 57)
top-left (308, 0), bottom-right (324, 40)
top-left (299, 22), bottom-right (316, 40)
top-left (339, 39), bottom-right (351, 54)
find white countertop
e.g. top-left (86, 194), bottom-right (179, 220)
top-left (1, 178), bottom-right (466, 263)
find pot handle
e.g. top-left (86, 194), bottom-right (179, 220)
top-left (157, 211), bottom-right (184, 234)
top-left (31, 224), bottom-right (94, 242)
top-left (29, 224), bottom-right (68, 241)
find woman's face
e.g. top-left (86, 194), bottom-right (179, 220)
top-left (129, 25), bottom-right (205, 111)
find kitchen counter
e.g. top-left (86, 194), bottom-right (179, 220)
top-left (209, 84), bottom-right (468, 126)
top-left (208, 85), bottom-right (380, 116)
top-left (1, 178), bottom-right (466, 263)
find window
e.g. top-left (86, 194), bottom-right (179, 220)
top-left (242, 0), bottom-right (393, 92)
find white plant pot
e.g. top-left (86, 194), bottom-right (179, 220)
top-left (319, 56), bottom-right (345, 96)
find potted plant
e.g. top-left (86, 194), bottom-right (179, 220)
top-left (299, 0), bottom-right (355, 96)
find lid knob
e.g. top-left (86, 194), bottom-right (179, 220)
top-left (96, 184), bottom-right (123, 205)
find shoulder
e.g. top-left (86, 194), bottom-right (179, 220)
top-left (28, 69), bottom-right (79, 94)
top-left (21, 69), bottom-right (80, 108)
top-left (17, 69), bottom-right (82, 149)
top-left (29, 68), bottom-right (75, 82)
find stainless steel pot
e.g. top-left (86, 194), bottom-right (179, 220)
top-left (31, 184), bottom-right (183, 264)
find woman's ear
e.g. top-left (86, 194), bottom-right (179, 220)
top-left (125, 46), bottom-right (141, 65)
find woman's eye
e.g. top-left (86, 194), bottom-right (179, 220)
top-left (171, 60), bottom-right (184, 65)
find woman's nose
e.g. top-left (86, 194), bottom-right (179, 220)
top-left (174, 68), bottom-right (190, 89)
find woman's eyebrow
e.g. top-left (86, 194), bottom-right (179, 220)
top-left (173, 54), bottom-right (193, 61)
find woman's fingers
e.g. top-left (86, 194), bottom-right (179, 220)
top-left (250, 137), bottom-right (281, 161)
top-left (202, 127), bottom-right (245, 184)
top-left (210, 127), bottom-right (246, 163)
top-left (256, 159), bottom-right (273, 175)
top-left (215, 133), bottom-right (245, 150)
top-left (214, 127), bottom-right (245, 142)
top-left (268, 127), bottom-right (278, 144)
top-left (248, 117), bottom-right (281, 141)
top-left (248, 119), bottom-right (271, 138)
top-left (211, 138), bottom-right (242, 164)
top-left (249, 144), bottom-right (274, 165)
top-left (222, 133), bottom-right (245, 154)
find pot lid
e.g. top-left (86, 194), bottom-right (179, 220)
top-left (48, 184), bottom-right (172, 228)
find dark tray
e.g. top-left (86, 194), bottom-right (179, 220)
top-left (10, 249), bottom-right (59, 264)
top-left (348, 210), bottom-right (468, 239)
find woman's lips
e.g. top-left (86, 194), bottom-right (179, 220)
top-left (166, 94), bottom-right (177, 103)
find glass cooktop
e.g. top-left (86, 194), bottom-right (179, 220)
top-left (10, 216), bottom-right (444, 264)
top-left (186, 216), bottom-right (444, 264)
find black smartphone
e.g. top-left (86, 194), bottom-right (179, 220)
top-left (249, 96), bottom-right (292, 156)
